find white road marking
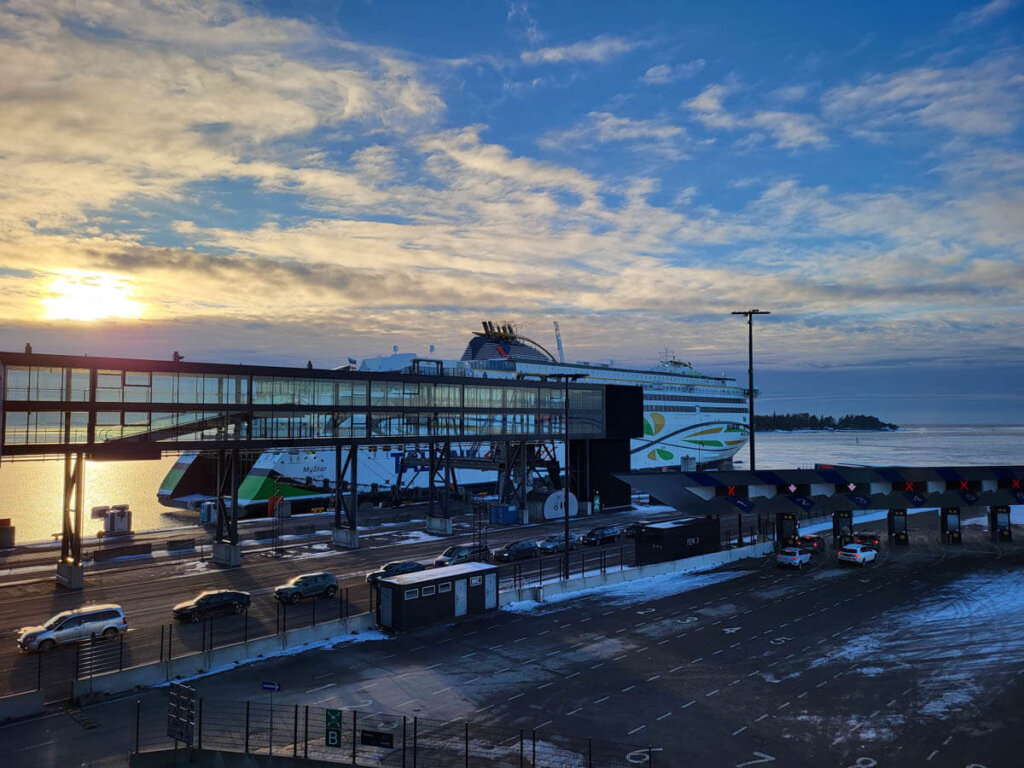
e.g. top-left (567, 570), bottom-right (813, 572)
top-left (305, 683), bottom-right (336, 694)
top-left (647, 675), bottom-right (661, 682)
top-left (926, 750), bottom-right (939, 761)
top-left (755, 713), bottom-right (768, 722)
top-left (681, 700), bottom-right (696, 709)
top-left (595, 696), bottom-right (610, 704)
top-left (732, 726), bottom-right (747, 736)
top-left (628, 725), bottom-right (646, 735)
top-left (706, 689), bottom-right (720, 697)
top-left (622, 685), bottom-right (635, 692)
top-left (567, 707), bottom-right (583, 715)
top-left (691, 657), bottom-right (703, 663)
top-left (776, 701), bottom-right (791, 710)
top-left (432, 687), bottom-right (451, 696)
top-left (507, 693), bottom-right (524, 702)
top-left (656, 712), bottom-right (672, 721)
top-left (797, 692), bottom-right (808, 699)
top-left (669, 665), bottom-right (684, 673)
top-left (538, 682), bottom-right (553, 690)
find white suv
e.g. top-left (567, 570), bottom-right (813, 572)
top-left (837, 544), bottom-right (877, 567)
top-left (17, 604), bottom-right (128, 652)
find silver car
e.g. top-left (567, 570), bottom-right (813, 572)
top-left (18, 604), bottom-right (128, 652)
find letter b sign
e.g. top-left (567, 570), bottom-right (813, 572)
top-left (326, 729), bottom-right (341, 747)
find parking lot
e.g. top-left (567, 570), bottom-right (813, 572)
top-left (6, 512), bottom-right (1021, 767)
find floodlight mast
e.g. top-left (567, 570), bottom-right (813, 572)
top-left (731, 309), bottom-right (771, 471)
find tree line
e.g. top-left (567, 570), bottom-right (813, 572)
top-left (753, 413), bottom-right (899, 431)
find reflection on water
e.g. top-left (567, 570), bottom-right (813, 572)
top-left (0, 455), bottom-right (183, 543)
top-left (0, 425), bottom-right (1020, 544)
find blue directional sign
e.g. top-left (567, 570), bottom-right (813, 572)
top-left (846, 493), bottom-right (872, 509)
top-left (261, 680), bottom-right (281, 692)
top-left (787, 495), bottom-right (814, 512)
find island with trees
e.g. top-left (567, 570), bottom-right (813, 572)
top-left (753, 413), bottom-right (899, 431)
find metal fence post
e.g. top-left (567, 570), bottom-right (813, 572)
top-left (198, 697), bottom-right (203, 750)
top-left (351, 709), bottom-right (357, 765)
top-left (244, 701), bottom-right (250, 753)
top-left (293, 704), bottom-right (298, 758)
top-left (465, 721), bottom-right (469, 767)
top-left (532, 729), bottom-right (536, 765)
top-left (36, 651), bottom-right (41, 692)
top-left (413, 716), bottom-right (418, 768)
top-left (244, 607), bottom-right (249, 643)
top-left (75, 640), bottom-right (81, 681)
top-left (403, 716), bottom-right (407, 767)
top-left (134, 698), bottom-right (141, 753)
top-left (312, 597), bottom-right (317, 627)
top-left (588, 738), bottom-right (592, 767)
top-left (304, 705), bottom-right (309, 759)
top-left (520, 728), bottom-right (524, 768)
top-left (119, 632), bottom-right (125, 671)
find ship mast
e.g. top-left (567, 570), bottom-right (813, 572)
top-left (553, 321), bottom-right (566, 363)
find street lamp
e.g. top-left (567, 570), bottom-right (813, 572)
top-left (731, 309), bottom-right (771, 471)
top-left (549, 372), bottom-right (587, 580)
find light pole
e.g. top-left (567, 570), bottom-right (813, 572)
top-left (731, 309), bottom-right (770, 471)
top-left (551, 372), bottom-right (586, 580)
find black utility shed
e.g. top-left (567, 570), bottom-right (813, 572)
top-left (375, 562), bottom-right (498, 633)
top-left (636, 517), bottom-right (721, 565)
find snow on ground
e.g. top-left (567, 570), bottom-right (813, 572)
top-left (157, 629), bottom-right (392, 686)
top-left (503, 567), bottom-right (750, 616)
top-left (807, 569), bottom-right (1024, 720)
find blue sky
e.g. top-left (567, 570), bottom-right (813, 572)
top-left (0, 0), bottom-right (1021, 424)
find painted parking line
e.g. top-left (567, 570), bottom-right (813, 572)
top-left (776, 701), bottom-right (791, 710)
top-left (628, 725), bottom-right (646, 735)
top-left (656, 712), bottom-right (672, 721)
top-left (622, 685), bottom-right (635, 693)
top-left (538, 682), bottom-right (554, 690)
top-left (647, 675), bottom-right (661, 682)
top-left (595, 696), bottom-right (610, 704)
top-left (432, 687), bottom-right (451, 695)
top-left (681, 700), bottom-right (696, 709)
top-left (691, 657), bottom-right (703, 663)
top-left (732, 726), bottom-right (747, 736)
top-left (567, 707), bottom-right (583, 715)
top-left (507, 693), bottom-right (525, 702)
top-left (755, 714), bottom-right (768, 722)
top-left (669, 665), bottom-right (685, 673)
top-left (706, 689), bottom-right (720, 697)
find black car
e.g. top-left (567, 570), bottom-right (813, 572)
top-left (536, 533), bottom-right (580, 554)
top-left (492, 540), bottom-right (539, 562)
top-left (797, 534), bottom-right (825, 554)
top-left (366, 561), bottom-right (426, 584)
top-left (172, 590), bottom-right (251, 623)
top-left (434, 545), bottom-right (491, 567)
top-left (273, 572), bottom-right (338, 603)
top-left (623, 521), bottom-right (650, 538)
top-left (853, 531), bottom-right (881, 548)
top-left (582, 526), bottom-right (621, 546)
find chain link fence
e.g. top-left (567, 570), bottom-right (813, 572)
top-left (136, 696), bottom-right (656, 768)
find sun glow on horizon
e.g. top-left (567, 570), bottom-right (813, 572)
top-left (41, 272), bottom-right (146, 321)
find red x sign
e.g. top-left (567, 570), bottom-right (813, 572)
top-left (904, 481), bottom-right (914, 492)
top-left (959, 480), bottom-right (969, 491)
top-left (726, 486), bottom-right (736, 496)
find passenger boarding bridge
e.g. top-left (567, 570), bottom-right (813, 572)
top-left (0, 350), bottom-right (640, 587)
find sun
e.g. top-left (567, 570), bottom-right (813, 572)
top-left (41, 271), bottom-right (145, 321)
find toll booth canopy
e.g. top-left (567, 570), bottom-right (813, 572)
top-left (376, 562), bottom-right (498, 633)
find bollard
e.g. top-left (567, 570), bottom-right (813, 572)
top-left (135, 698), bottom-right (141, 753)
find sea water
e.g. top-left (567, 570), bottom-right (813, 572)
top-left (0, 425), bottom-right (1020, 544)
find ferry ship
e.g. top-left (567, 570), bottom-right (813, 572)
top-left (157, 322), bottom-right (751, 513)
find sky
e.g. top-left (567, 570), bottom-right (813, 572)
top-left (0, 0), bottom-right (1021, 424)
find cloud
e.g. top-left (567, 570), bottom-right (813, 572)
top-left (640, 60), bottom-right (706, 84)
top-left (521, 35), bottom-right (637, 65)
top-left (0, 0), bottom-right (444, 232)
top-left (683, 84), bottom-right (740, 130)
top-left (748, 111), bottom-right (828, 149)
top-left (684, 84), bottom-right (826, 148)
top-left (823, 54), bottom-right (1023, 137)
top-left (950, 0), bottom-right (1016, 31)
top-left (538, 112), bottom-right (688, 160)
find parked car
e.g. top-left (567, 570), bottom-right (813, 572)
top-left (582, 526), bottom-right (621, 546)
top-left (492, 540), bottom-right (540, 562)
top-left (17, 604), bottom-right (128, 652)
top-left (837, 544), bottom-right (877, 566)
top-left (172, 590), bottom-right (251, 622)
top-left (366, 561), bottom-right (426, 583)
top-left (853, 531), bottom-right (881, 548)
top-left (537, 533), bottom-right (579, 554)
top-left (434, 545), bottom-right (491, 567)
top-left (623, 521), bottom-right (650, 538)
top-left (797, 534), bottom-right (825, 554)
top-left (273, 572), bottom-right (338, 604)
top-left (776, 547), bottom-right (812, 569)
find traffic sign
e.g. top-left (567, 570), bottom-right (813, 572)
top-left (261, 680), bottom-right (281, 692)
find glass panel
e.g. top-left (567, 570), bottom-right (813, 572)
top-left (36, 367), bottom-right (67, 401)
top-left (3, 411), bottom-right (28, 443)
top-left (69, 369), bottom-right (90, 402)
top-left (4, 366), bottom-right (30, 400)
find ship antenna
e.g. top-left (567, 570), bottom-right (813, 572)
top-left (553, 321), bottom-right (566, 363)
